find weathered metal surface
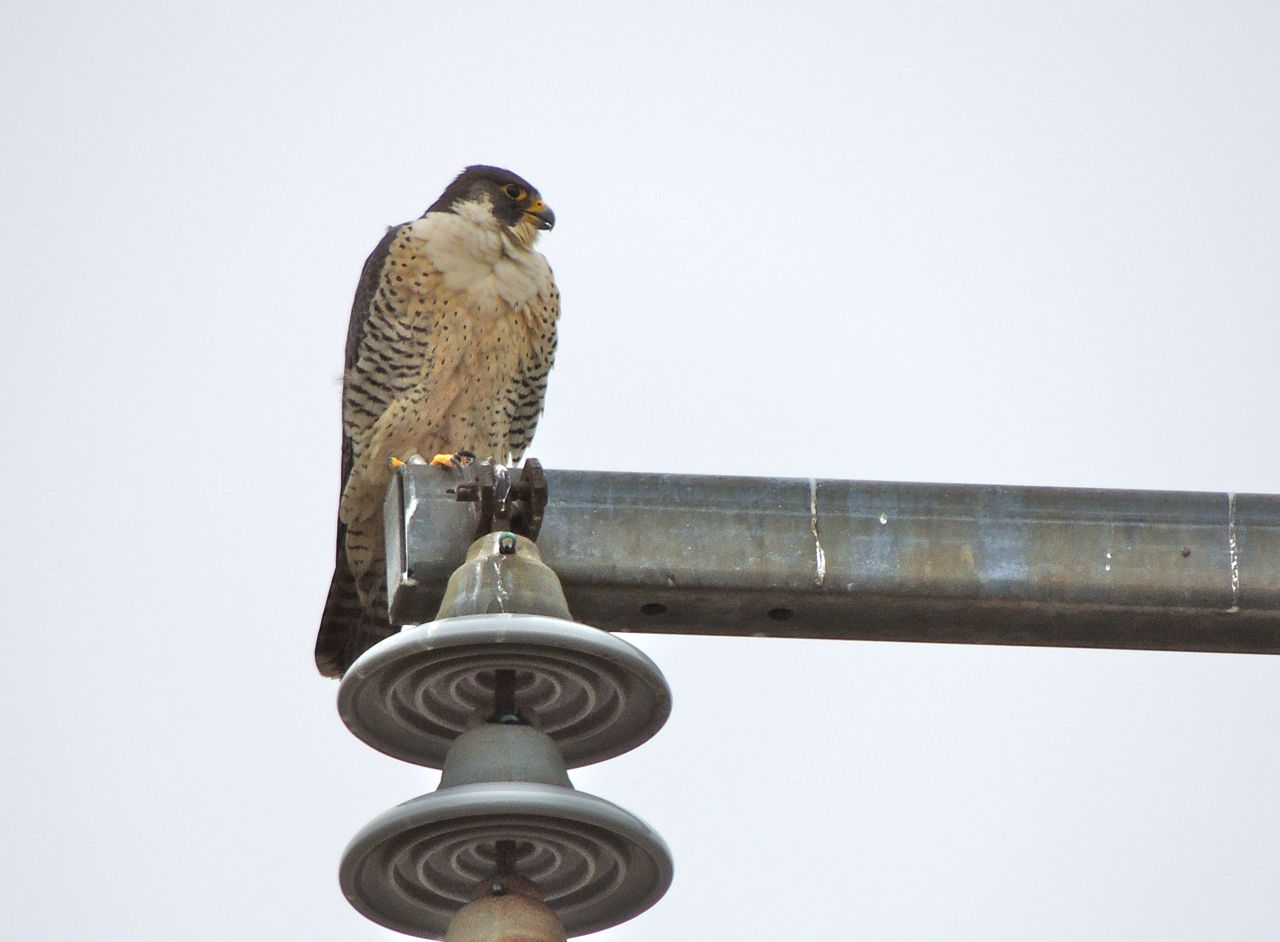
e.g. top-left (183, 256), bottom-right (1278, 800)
top-left (444, 889), bottom-right (567, 942)
top-left (387, 467), bottom-right (1280, 654)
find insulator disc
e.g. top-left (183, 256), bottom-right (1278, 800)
top-left (340, 782), bottom-right (673, 939)
top-left (338, 614), bottom-right (671, 768)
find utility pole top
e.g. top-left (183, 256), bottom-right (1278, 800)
top-left (385, 466), bottom-right (1280, 655)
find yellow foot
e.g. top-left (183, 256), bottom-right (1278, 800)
top-left (388, 454), bottom-right (433, 471)
top-left (429, 450), bottom-right (476, 470)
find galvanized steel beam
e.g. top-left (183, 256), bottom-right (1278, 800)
top-left (385, 467), bottom-right (1280, 654)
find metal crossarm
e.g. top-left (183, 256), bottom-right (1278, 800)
top-left (386, 466), bottom-right (1280, 655)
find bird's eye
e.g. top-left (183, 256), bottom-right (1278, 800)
top-left (502, 184), bottom-right (527, 201)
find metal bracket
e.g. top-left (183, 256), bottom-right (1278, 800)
top-left (453, 458), bottom-right (548, 541)
top-left (384, 459), bottom-right (550, 625)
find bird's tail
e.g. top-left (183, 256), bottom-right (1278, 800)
top-left (314, 538), bottom-right (394, 678)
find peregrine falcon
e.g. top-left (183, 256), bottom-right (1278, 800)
top-left (315, 165), bottom-right (559, 677)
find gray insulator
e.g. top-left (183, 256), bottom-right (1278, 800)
top-left (339, 782), bottom-right (673, 939)
top-left (439, 724), bottom-right (572, 789)
top-left (338, 613), bottom-right (672, 769)
top-left (433, 533), bottom-right (572, 621)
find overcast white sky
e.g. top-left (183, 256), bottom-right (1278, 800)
top-left (4, 2), bottom-right (1280, 939)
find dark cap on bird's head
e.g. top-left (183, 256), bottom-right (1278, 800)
top-left (427, 165), bottom-right (555, 235)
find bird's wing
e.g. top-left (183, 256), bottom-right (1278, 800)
top-left (315, 223), bottom-right (409, 677)
top-left (507, 271), bottom-right (560, 463)
top-left (340, 224), bottom-right (407, 489)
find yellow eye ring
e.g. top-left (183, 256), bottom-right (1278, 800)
top-left (502, 183), bottom-right (527, 201)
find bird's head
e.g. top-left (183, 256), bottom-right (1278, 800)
top-left (427, 165), bottom-right (555, 247)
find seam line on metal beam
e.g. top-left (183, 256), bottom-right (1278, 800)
top-left (1228, 491), bottom-right (1240, 612)
top-left (808, 477), bottom-right (826, 588)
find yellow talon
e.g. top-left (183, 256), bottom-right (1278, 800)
top-left (430, 451), bottom-right (476, 469)
top-left (388, 456), bottom-right (406, 470)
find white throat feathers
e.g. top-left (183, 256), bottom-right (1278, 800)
top-left (408, 199), bottom-right (552, 311)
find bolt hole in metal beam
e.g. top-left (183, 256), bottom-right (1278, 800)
top-left (640, 603), bottom-right (667, 616)
top-left (767, 607), bottom-right (794, 622)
